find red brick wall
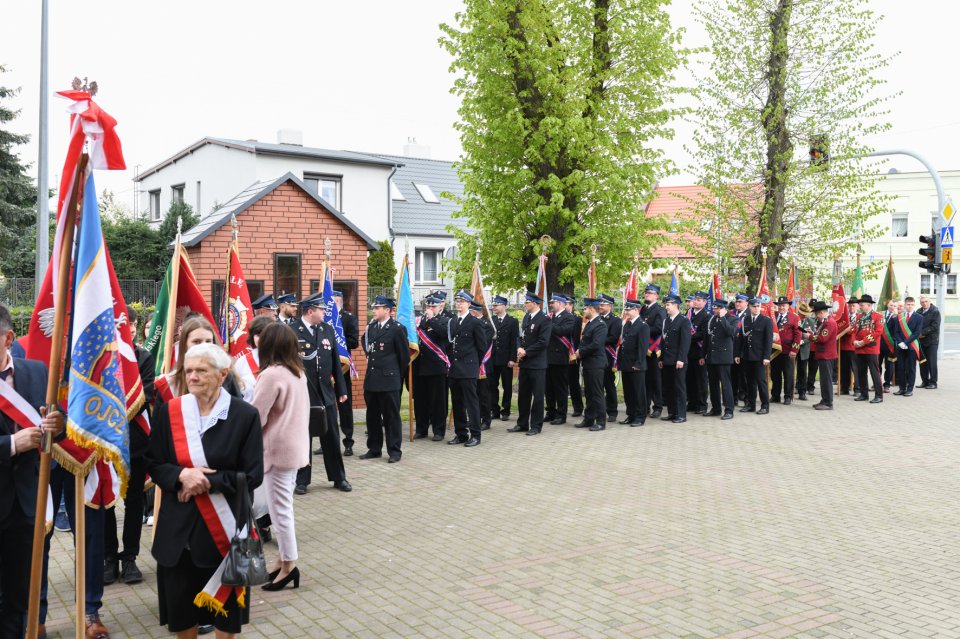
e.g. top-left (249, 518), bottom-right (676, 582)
top-left (186, 180), bottom-right (370, 405)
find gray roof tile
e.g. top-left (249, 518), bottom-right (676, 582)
top-left (376, 154), bottom-right (468, 237)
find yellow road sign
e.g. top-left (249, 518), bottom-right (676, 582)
top-left (943, 247), bottom-right (953, 265)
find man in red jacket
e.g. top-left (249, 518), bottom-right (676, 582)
top-left (770, 296), bottom-right (801, 405)
top-left (810, 301), bottom-right (838, 410)
top-left (852, 294), bottom-right (884, 404)
top-left (838, 297), bottom-right (859, 395)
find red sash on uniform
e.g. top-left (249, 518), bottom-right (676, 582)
top-left (416, 318), bottom-right (450, 369)
top-left (558, 336), bottom-right (576, 362)
top-left (167, 395), bottom-right (244, 615)
top-left (478, 344), bottom-right (494, 379)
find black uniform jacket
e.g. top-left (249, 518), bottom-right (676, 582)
top-left (445, 313), bottom-right (489, 379)
top-left (599, 313), bottom-right (622, 367)
top-left (688, 309), bottom-right (710, 360)
top-left (579, 316), bottom-right (609, 370)
top-left (547, 310), bottom-right (578, 365)
top-left (662, 314), bottom-right (692, 366)
top-left (414, 314), bottom-right (451, 377)
top-left (490, 314), bottom-right (520, 366)
top-left (519, 310), bottom-right (552, 370)
top-left (0, 358), bottom-right (47, 519)
top-left (641, 302), bottom-right (666, 356)
top-left (148, 397), bottom-right (264, 568)
top-left (340, 310), bottom-right (360, 351)
top-left (705, 314), bottom-right (738, 366)
top-left (295, 318), bottom-right (348, 407)
top-left (918, 305), bottom-right (941, 346)
top-left (617, 318), bottom-right (649, 372)
top-left (363, 318), bottom-right (411, 392)
top-left (737, 313), bottom-right (774, 361)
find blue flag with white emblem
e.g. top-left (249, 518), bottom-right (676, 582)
top-left (669, 267), bottom-right (680, 297)
top-left (321, 262), bottom-right (356, 377)
top-left (67, 172), bottom-right (130, 493)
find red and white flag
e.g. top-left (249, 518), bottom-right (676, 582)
top-left (220, 244), bottom-right (254, 360)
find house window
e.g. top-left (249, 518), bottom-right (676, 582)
top-left (390, 181), bottom-right (405, 201)
top-left (211, 281), bottom-right (227, 328)
top-left (890, 213), bottom-right (908, 238)
top-left (308, 279), bottom-right (358, 314)
top-left (246, 280), bottom-right (264, 302)
top-left (195, 181), bottom-right (202, 213)
top-left (413, 183), bottom-right (440, 203)
top-left (950, 274), bottom-right (958, 296)
top-left (274, 254), bottom-right (301, 300)
top-left (304, 174), bottom-right (341, 210)
top-left (920, 274), bottom-right (957, 295)
top-left (171, 183), bottom-right (185, 204)
top-left (416, 249), bottom-right (442, 283)
top-left (149, 190), bottom-right (161, 221)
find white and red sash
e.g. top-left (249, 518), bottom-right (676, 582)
top-left (233, 350), bottom-right (260, 402)
top-left (416, 317), bottom-right (450, 369)
top-left (154, 373), bottom-right (178, 405)
top-left (0, 378), bottom-right (54, 528)
top-left (167, 395), bottom-right (245, 615)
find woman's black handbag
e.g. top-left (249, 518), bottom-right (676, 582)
top-left (221, 472), bottom-right (270, 587)
top-left (309, 405), bottom-right (328, 438)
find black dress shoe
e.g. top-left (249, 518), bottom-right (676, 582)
top-left (757, 407), bottom-right (769, 415)
top-left (893, 390), bottom-right (905, 395)
top-left (883, 384), bottom-right (892, 391)
top-left (294, 484), bottom-right (307, 495)
top-left (589, 424), bottom-right (605, 431)
top-left (104, 558), bottom-right (119, 585)
top-left (706, 410), bottom-right (722, 417)
top-left (343, 446), bottom-right (353, 456)
top-left (388, 455), bottom-right (401, 463)
top-left (525, 429), bottom-right (541, 436)
top-left (797, 394), bottom-right (807, 401)
top-left (660, 414), bottom-right (676, 421)
top-left (854, 396), bottom-right (868, 402)
top-left (739, 406), bottom-right (755, 413)
top-left (925, 383), bottom-right (937, 389)
top-left (650, 409), bottom-right (662, 419)
top-left (262, 566), bottom-right (300, 591)
top-left (629, 419), bottom-right (645, 426)
top-left (903, 391), bottom-right (913, 397)
top-left (500, 412), bottom-right (511, 420)
top-left (358, 451), bottom-right (382, 459)
top-left (480, 421), bottom-right (491, 431)
top-left (431, 433), bottom-right (445, 441)
top-left (313, 447), bottom-right (324, 455)
top-left (618, 418), bottom-right (633, 424)
top-left (606, 415), bottom-right (616, 422)
top-left (869, 397), bottom-right (883, 404)
top-left (550, 418), bottom-right (566, 425)
top-left (571, 411), bottom-right (583, 418)
top-left (334, 480), bottom-right (352, 492)
top-left (413, 432), bottom-right (428, 439)
top-left (721, 412), bottom-right (733, 420)
top-left (671, 417), bottom-right (687, 423)
top-left (782, 399), bottom-right (792, 406)
top-left (464, 437), bottom-right (481, 447)
top-left (574, 421), bottom-right (593, 428)
top-left (120, 559), bottom-right (143, 584)
top-left (695, 408), bottom-right (707, 415)
top-left (506, 425), bottom-right (528, 433)
top-left (770, 397), bottom-right (781, 403)
top-left (448, 435), bottom-right (469, 445)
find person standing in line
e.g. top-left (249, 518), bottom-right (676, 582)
top-left (597, 294), bottom-right (622, 423)
top-left (470, 301), bottom-right (496, 432)
top-left (736, 298), bottom-right (773, 415)
top-left (276, 292), bottom-right (299, 326)
top-left (770, 296), bottom-right (801, 405)
top-left (413, 295), bottom-right (451, 441)
top-left (838, 297), bottom-right (860, 395)
top-left (564, 297), bottom-right (584, 418)
top-left (640, 285), bottom-right (666, 418)
top-left (488, 296), bottom-right (519, 421)
top-left (810, 301), bottom-right (838, 410)
top-left (507, 292), bottom-right (552, 436)
top-left (892, 296), bottom-right (924, 397)
top-left (852, 294), bottom-right (884, 404)
top-left (796, 301), bottom-right (817, 401)
top-left (546, 294), bottom-right (578, 425)
top-left (917, 295), bottom-right (940, 389)
top-left (729, 293), bottom-right (750, 404)
top-left (616, 299), bottom-right (649, 426)
top-left (359, 296), bottom-right (410, 462)
top-left (574, 299), bottom-right (609, 431)
top-left (332, 290), bottom-right (359, 457)
top-left (659, 295), bottom-right (692, 424)
top-left (880, 299), bottom-right (899, 391)
top-left (704, 298), bottom-right (737, 420)
top-left (686, 292), bottom-right (710, 415)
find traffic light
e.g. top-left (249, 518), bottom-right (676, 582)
top-left (809, 134), bottom-right (829, 167)
top-left (919, 232), bottom-right (941, 272)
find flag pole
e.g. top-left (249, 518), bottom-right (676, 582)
top-left (74, 470), bottom-right (86, 639)
top-left (27, 153), bottom-right (89, 639)
top-left (405, 240), bottom-right (414, 442)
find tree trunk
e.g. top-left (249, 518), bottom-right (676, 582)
top-left (748, 0), bottom-right (793, 293)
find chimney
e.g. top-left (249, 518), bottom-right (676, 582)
top-left (402, 137), bottom-right (431, 158)
top-left (277, 129), bottom-right (303, 146)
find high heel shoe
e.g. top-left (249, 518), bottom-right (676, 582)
top-left (262, 567), bottom-right (300, 591)
top-left (267, 568), bottom-right (281, 581)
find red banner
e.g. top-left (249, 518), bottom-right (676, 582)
top-left (222, 245), bottom-right (254, 359)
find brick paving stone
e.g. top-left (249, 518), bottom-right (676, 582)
top-left (38, 358), bottom-right (960, 637)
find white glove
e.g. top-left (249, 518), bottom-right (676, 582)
top-left (897, 342), bottom-right (908, 350)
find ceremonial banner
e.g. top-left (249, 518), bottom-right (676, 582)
top-left (756, 262), bottom-right (782, 354)
top-left (396, 257), bottom-right (419, 359)
top-left (144, 245), bottom-right (218, 377)
top-left (712, 272), bottom-right (723, 302)
top-left (879, 256), bottom-right (900, 308)
top-left (220, 244), bottom-right (253, 360)
top-left (321, 261), bottom-right (358, 375)
top-left (623, 264), bottom-right (639, 310)
top-left (469, 257), bottom-right (496, 332)
top-left (786, 262), bottom-right (797, 308)
top-left (536, 252), bottom-right (549, 302)
top-left (669, 267), bottom-right (680, 297)
top-left (851, 257), bottom-right (865, 300)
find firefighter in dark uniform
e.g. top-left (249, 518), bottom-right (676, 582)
top-left (414, 295), bottom-right (450, 441)
top-left (546, 294), bottom-right (578, 424)
top-left (489, 295), bottom-right (519, 421)
top-left (640, 284), bottom-right (665, 418)
top-left (441, 290), bottom-right (488, 447)
top-left (705, 298), bottom-right (737, 419)
top-left (252, 293), bottom-right (279, 319)
top-left (470, 301), bottom-right (495, 431)
top-left (507, 292), bottom-right (552, 435)
top-left (597, 293), bottom-right (622, 422)
top-left (616, 298), bottom-right (649, 426)
top-left (736, 298), bottom-right (773, 414)
top-left (276, 292), bottom-right (299, 325)
top-left (331, 290), bottom-right (359, 456)
top-left (575, 298), bottom-right (608, 431)
top-left (564, 297), bottom-right (584, 417)
top-left (660, 294), bottom-right (692, 423)
top-left (293, 293), bottom-right (351, 494)
top-left (730, 293), bottom-right (750, 403)
top-left (687, 291), bottom-right (710, 414)
top-left (359, 296), bottom-right (410, 463)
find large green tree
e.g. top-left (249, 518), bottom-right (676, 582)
top-left (0, 66), bottom-right (39, 279)
top-left (689, 0), bottom-right (895, 291)
top-left (440, 0), bottom-right (684, 294)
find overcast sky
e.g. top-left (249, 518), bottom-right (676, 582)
top-left (4, 0), bottom-right (959, 213)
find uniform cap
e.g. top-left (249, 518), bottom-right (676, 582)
top-left (598, 293), bottom-right (616, 305)
top-left (524, 291), bottom-right (543, 304)
top-left (713, 298), bottom-right (729, 308)
top-left (252, 294), bottom-right (278, 310)
top-left (492, 295), bottom-right (509, 306)
top-left (664, 294), bottom-right (683, 306)
top-left (469, 302), bottom-right (484, 312)
top-left (695, 291), bottom-right (710, 300)
top-left (300, 293), bottom-right (325, 309)
top-left (371, 295), bottom-right (396, 309)
top-left (582, 297), bottom-right (600, 307)
top-left (276, 292), bottom-right (298, 305)
top-left (454, 289), bottom-right (475, 303)
top-left (734, 293), bottom-right (750, 301)
top-left (624, 298), bottom-right (643, 309)
top-left (644, 284), bottom-right (661, 294)
top-left (331, 289), bottom-right (344, 298)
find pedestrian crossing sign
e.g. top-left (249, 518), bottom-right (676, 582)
top-left (941, 225), bottom-right (955, 249)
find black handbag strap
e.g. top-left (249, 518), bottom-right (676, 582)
top-left (234, 471), bottom-right (253, 535)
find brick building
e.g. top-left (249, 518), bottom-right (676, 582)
top-left (179, 172), bottom-right (378, 402)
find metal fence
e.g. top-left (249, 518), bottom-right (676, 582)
top-left (366, 286), bottom-right (528, 311)
top-left (0, 278), bottom-right (162, 308)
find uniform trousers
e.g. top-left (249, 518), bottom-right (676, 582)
top-left (338, 378), bottom-right (355, 448)
top-left (796, 356), bottom-right (814, 395)
top-left (882, 350), bottom-right (897, 386)
top-left (732, 361), bottom-right (747, 401)
top-left (855, 353), bottom-right (883, 400)
top-left (839, 349), bottom-right (857, 394)
top-left (364, 390), bottom-right (403, 458)
top-left (297, 405), bottom-right (345, 486)
top-left (489, 364), bottom-right (513, 417)
top-left (516, 368), bottom-right (546, 431)
top-left (603, 366), bottom-right (618, 418)
top-left (661, 364), bottom-right (687, 420)
top-left (743, 360), bottom-right (769, 409)
top-left (645, 355), bottom-right (663, 411)
top-left (546, 364), bottom-right (570, 418)
top-left (450, 377), bottom-right (482, 440)
top-left (105, 452), bottom-right (148, 561)
top-left (582, 368), bottom-right (606, 424)
top-left (770, 354), bottom-right (796, 401)
top-left (817, 359), bottom-right (836, 406)
top-left (0, 497), bottom-right (34, 638)
top-left (477, 376), bottom-right (492, 425)
top-left (686, 361), bottom-right (708, 411)
top-left (568, 363), bottom-right (584, 414)
top-left (414, 373), bottom-right (447, 437)
top-left (620, 370), bottom-right (646, 422)
top-left (896, 348), bottom-right (918, 392)
top-left (919, 343), bottom-right (938, 385)
top-left (263, 468), bottom-right (298, 561)
top-left (707, 364), bottom-right (734, 414)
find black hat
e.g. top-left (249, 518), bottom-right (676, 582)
top-left (858, 294), bottom-right (876, 304)
top-left (252, 294), bottom-right (278, 310)
top-left (664, 294), bottom-right (682, 306)
top-left (300, 293), bottom-right (325, 309)
top-left (644, 284), bottom-right (661, 294)
top-left (847, 296), bottom-right (859, 304)
top-left (371, 295), bottom-right (396, 309)
top-left (598, 293), bottom-right (616, 305)
top-left (775, 296), bottom-right (791, 305)
top-left (624, 298), bottom-right (643, 310)
top-left (524, 291), bottom-right (543, 304)
top-left (713, 298), bottom-right (729, 309)
top-left (492, 295), bottom-right (509, 306)
top-left (276, 292), bottom-right (298, 305)
top-left (811, 300), bottom-right (831, 312)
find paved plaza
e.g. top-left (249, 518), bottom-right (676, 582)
top-left (45, 359), bottom-right (960, 638)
